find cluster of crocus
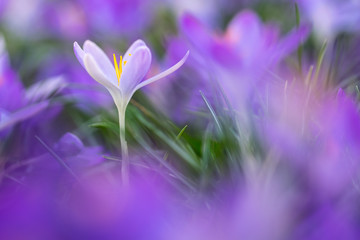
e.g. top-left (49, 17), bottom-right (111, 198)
top-left (151, 9), bottom-right (309, 121)
top-left (1, 1), bottom-right (360, 239)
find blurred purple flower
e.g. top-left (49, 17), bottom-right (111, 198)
top-left (76, 0), bottom-right (157, 38)
top-left (0, 132), bottom-right (105, 239)
top-left (181, 10), bottom-right (309, 71)
top-left (2, 0), bottom-right (88, 40)
top-left (297, 0), bottom-right (360, 41)
top-left (0, 36), bottom-right (49, 137)
top-left (1, 145), bottom-right (180, 240)
top-left (2, 0), bottom-right (160, 40)
top-left (4, 132), bottom-right (104, 190)
top-left (147, 36), bottom-right (212, 122)
top-left (38, 54), bottom-right (113, 112)
top-left (153, 9), bottom-right (309, 119)
top-left (171, 179), bottom-right (293, 240)
top-left (43, 0), bottom-right (89, 40)
top-left (1, 0), bottom-right (46, 38)
top-left (257, 81), bottom-right (360, 199)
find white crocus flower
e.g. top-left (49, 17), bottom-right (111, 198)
top-left (74, 39), bottom-right (189, 185)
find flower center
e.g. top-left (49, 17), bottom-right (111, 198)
top-left (113, 53), bottom-right (131, 86)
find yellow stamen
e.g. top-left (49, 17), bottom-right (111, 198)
top-left (113, 53), bottom-right (132, 86)
top-left (124, 54), bottom-right (130, 66)
top-left (113, 54), bottom-right (121, 85)
top-left (119, 55), bottom-right (123, 78)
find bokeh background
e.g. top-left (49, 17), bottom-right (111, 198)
top-left (1, 0), bottom-right (360, 239)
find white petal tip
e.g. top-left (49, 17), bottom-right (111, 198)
top-left (134, 39), bottom-right (146, 45)
top-left (73, 41), bottom-right (81, 50)
top-left (83, 40), bottom-right (96, 49)
top-left (179, 50), bottom-right (190, 65)
top-left (183, 50), bottom-right (190, 61)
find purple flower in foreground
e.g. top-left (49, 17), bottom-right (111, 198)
top-left (0, 132), bottom-right (105, 239)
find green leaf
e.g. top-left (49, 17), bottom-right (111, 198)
top-left (134, 112), bottom-right (201, 170)
top-left (89, 121), bottom-right (119, 135)
top-left (200, 91), bottom-right (222, 133)
top-left (314, 40), bottom-right (328, 86)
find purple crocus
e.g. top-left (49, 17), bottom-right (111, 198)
top-left (74, 39), bottom-right (189, 184)
top-left (0, 35), bottom-right (49, 137)
top-left (159, 10), bottom-right (309, 114)
top-left (74, 40), bottom-right (189, 114)
top-left (37, 54), bottom-right (113, 112)
top-left (181, 10), bottom-right (309, 71)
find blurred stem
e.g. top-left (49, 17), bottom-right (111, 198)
top-left (118, 107), bottom-right (129, 186)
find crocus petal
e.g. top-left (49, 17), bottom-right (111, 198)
top-left (272, 24), bottom-right (310, 63)
top-left (74, 41), bottom-right (85, 68)
top-left (133, 51), bottom-right (190, 94)
top-left (83, 40), bottom-right (117, 81)
top-left (262, 24), bottom-right (280, 48)
top-left (120, 46), bottom-right (152, 96)
top-left (226, 10), bottom-right (261, 44)
top-left (0, 68), bottom-right (25, 112)
top-left (226, 10), bottom-right (262, 60)
top-left (0, 101), bottom-right (48, 131)
top-left (83, 54), bottom-right (122, 105)
top-left (181, 13), bottom-right (214, 55)
top-left (123, 39), bottom-right (147, 63)
top-left (26, 76), bottom-right (67, 103)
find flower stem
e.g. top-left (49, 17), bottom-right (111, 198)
top-left (119, 108), bottom-right (129, 186)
